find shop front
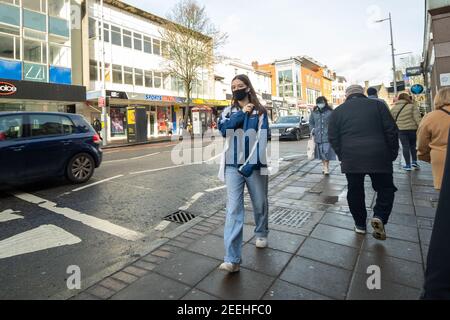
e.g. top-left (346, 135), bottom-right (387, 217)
top-left (0, 78), bottom-right (86, 113)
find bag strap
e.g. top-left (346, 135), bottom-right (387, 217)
top-left (439, 108), bottom-right (450, 116)
top-left (395, 103), bottom-right (409, 123)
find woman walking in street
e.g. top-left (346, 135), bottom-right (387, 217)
top-left (390, 93), bottom-right (422, 171)
top-left (217, 74), bottom-right (270, 273)
top-left (309, 96), bottom-right (336, 175)
top-left (417, 87), bottom-right (450, 190)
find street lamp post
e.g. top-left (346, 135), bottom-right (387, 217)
top-left (376, 12), bottom-right (398, 96)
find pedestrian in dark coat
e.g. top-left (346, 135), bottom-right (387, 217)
top-left (422, 129), bottom-right (450, 299)
top-left (328, 85), bottom-right (399, 240)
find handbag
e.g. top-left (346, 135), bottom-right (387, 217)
top-left (307, 135), bottom-right (315, 160)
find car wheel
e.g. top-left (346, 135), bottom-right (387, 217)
top-left (296, 130), bottom-right (302, 141)
top-left (66, 153), bottom-right (95, 184)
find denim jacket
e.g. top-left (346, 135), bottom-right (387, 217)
top-left (309, 108), bottom-right (333, 144)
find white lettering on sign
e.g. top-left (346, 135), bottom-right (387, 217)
top-left (0, 82), bottom-right (17, 96)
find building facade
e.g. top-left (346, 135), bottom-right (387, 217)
top-left (332, 75), bottom-right (348, 106)
top-left (321, 67), bottom-right (334, 105)
top-left (423, 0), bottom-right (450, 109)
top-left (300, 56), bottom-right (322, 107)
top-left (0, 0), bottom-right (86, 112)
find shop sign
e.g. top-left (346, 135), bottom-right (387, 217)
top-left (162, 96), bottom-right (176, 102)
top-left (406, 67), bottom-right (423, 77)
top-left (0, 82), bottom-right (17, 96)
top-left (127, 108), bottom-right (136, 125)
top-left (98, 96), bottom-right (106, 108)
top-left (145, 94), bottom-right (163, 101)
top-left (192, 98), bottom-right (205, 104)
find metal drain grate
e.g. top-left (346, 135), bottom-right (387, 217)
top-left (269, 208), bottom-right (311, 229)
top-left (164, 210), bottom-right (196, 224)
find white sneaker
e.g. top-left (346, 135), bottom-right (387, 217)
top-left (256, 237), bottom-right (268, 249)
top-left (354, 226), bottom-right (367, 235)
top-left (219, 262), bottom-right (240, 273)
top-left (371, 218), bottom-right (387, 241)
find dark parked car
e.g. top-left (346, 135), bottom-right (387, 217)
top-left (269, 116), bottom-right (311, 140)
top-left (0, 112), bottom-right (102, 185)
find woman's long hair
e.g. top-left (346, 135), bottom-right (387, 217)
top-left (232, 74), bottom-right (267, 115)
top-left (398, 93), bottom-right (413, 104)
top-left (314, 96), bottom-right (333, 112)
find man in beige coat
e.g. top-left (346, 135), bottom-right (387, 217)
top-left (391, 93), bottom-right (422, 171)
top-left (417, 87), bottom-right (450, 190)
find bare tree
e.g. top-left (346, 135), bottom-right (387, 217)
top-left (160, 0), bottom-right (228, 128)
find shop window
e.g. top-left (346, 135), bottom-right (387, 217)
top-left (0, 115), bottom-right (23, 141)
top-left (49, 17), bottom-right (69, 38)
top-left (133, 33), bottom-right (142, 51)
top-left (152, 39), bottom-right (161, 56)
top-left (48, 0), bottom-right (69, 19)
top-left (110, 107), bottom-right (126, 137)
top-left (0, 3), bottom-right (20, 26)
top-left (124, 66), bottom-right (133, 85)
top-left (23, 9), bottom-right (47, 32)
top-left (111, 26), bottom-right (121, 46)
top-left (112, 64), bottom-right (122, 84)
top-left (123, 29), bottom-right (132, 49)
top-left (49, 44), bottom-right (70, 67)
top-left (134, 68), bottom-right (143, 86)
top-left (154, 72), bottom-right (162, 89)
top-left (144, 70), bottom-right (153, 88)
top-left (143, 36), bottom-right (152, 54)
top-left (30, 114), bottom-right (64, 137)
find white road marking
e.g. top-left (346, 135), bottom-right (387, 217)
top-left (179, 192), bottom-right (205, 211)
top-left (205, 185), bottom-right (226, 192)
top-left (11, 192), bottom-right (145, 241)
top-left (130, 162), bottom-right (203, 175)
top-left (154, 221), bottom-right (171, 231)
top-left (0, 225), bottom-right (82, 259)
top-left (102, 152), bottom-right (161, 164)
top-left (0, 209), bottom-right (24, 222)
top-left (71, 175), bottom-right (124, 192)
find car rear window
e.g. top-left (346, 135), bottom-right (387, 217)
top-left (71, 115), bottom-right (92, 134)
top-left (0, 115), bottom-right (24, 141)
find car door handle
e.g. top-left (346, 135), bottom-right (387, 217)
top-left (61, 140), bottom-right (73, 146)
top-left (9, 146), bottom-right (25, 152)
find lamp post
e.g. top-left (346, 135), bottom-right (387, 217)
top-left (100, 0), bottom-right (108, 146)
top-left (375, 12), bottom-right (398, 96)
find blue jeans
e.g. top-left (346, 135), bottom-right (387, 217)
top-left (224, 167), bottom-right (269, 264)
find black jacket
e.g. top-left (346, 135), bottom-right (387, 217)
top-left (328, 94), bottom-right (399, 173)
top-left (423, 130), bottom-right (450, 299)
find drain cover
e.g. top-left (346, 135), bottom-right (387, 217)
top-left (164, 210), bottom-right (196, 224)
top-left (269, 208), bottom-right (311, 229)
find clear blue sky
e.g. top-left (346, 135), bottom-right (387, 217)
top-left (125, 0), bottom-right (425, 86)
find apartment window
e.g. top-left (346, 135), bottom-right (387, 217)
top-left (152, 39), bottom-right (161, 56)
top-left (49, 44), bottom-right (70, 67)
top-left (111, 26), bottom-right (121, 46)
top-left (161, 41), bottom-right (169, 57)
top-left (133, 33), bottom-right (142, 51)
top-left (103, 23), bottom-right (110, 42)
top-left (0, 0), bottom-right (21, 5)
top-left (88, 18), bottom-right (96, 39)
top-left (112, 64), bottom-right (122, 84)
top-left (153, 72), bottom-right (162, 88)
top-left (163, 73), bottom-right (170, 90)
top-left (0, 33), bottom-right (19, 60)
top-left (124, 66), bottom-right (133, 85)
top-left (89, 60), bottom-right (98, 81)
top-left (122, 29), bottom-right (132, 49)
top-left (23, 39), bottom-right (46, 63)
top-left (0, 2), bottom-right (20, 26)
top-left (23, 9), bottom-right (47, 32)
top-left (144, 70), bottom-right (153, 88)
top-left (134, 68), bottom-right (143, 86)
top-left (48, 0), bottom-right (69, 19)
top-left (278, 70), bottom-right (293, 97)
top-left (143, 36), bottom-right (152, 54)
top-left (23, 0), bottom-right (46, 13)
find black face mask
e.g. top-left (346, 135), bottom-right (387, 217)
top-left (233, 88), bottom-right (249, 101)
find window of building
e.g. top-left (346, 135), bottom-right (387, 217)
top-left (112, 64), bottom-right (122, 84)
top-left (124, 66), bottom-right (133, 85)
top-left (0, 0), bottom-right (21, 5)
top-left (278, 70), bottom-right (294, 97)
top-left (88, 18), bottom-right (96, 39)
top-left (161, 41), bottom-right (169, 58)
top-left (111, 26), bottom-right (121, 46)
top-left (48, 0), bottom-right (69, 19)
top-left (163, 73), bottom-right (170, 90)
top-left (49, 16), bottom-right (69, 38)
top-left (0, 33), bottom-right (19, 60)
top-left (152, 39), bottom-right (161, 55)
top-left (102, 23), bottom-right (110, 42)
top-left (89, 60), bottom-right (98, 81)
top-left (143, 36), bottom-right (152, 54)
top-left (134, 68), bottom-right (143, 86)
top-left (153, 72), bottom-right (162, 88)
top-left (23, 9), bottom-right (47, 32)
top-left (123, 29), bottom-right (132, 48)
top-left (133, 33), bottom-right (142, 51)
top-left (23, 39), bottom-right (46, 63)
top-left (0, 2), bottom-right (20, 26)
top-left (22, 0), bottom-right (46, 13)
top-left (49, 44), bottom-right (70, 67)
top-left (144, 70), bottom-right (153, 88)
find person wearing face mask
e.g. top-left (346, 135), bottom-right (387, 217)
top-left (309, 96), bottom-right (336, 175)
top-left (217, 74), bottom-right (270, 273)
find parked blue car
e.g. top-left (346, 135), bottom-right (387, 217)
top-left (0, 112), bottom-right (102, 185)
